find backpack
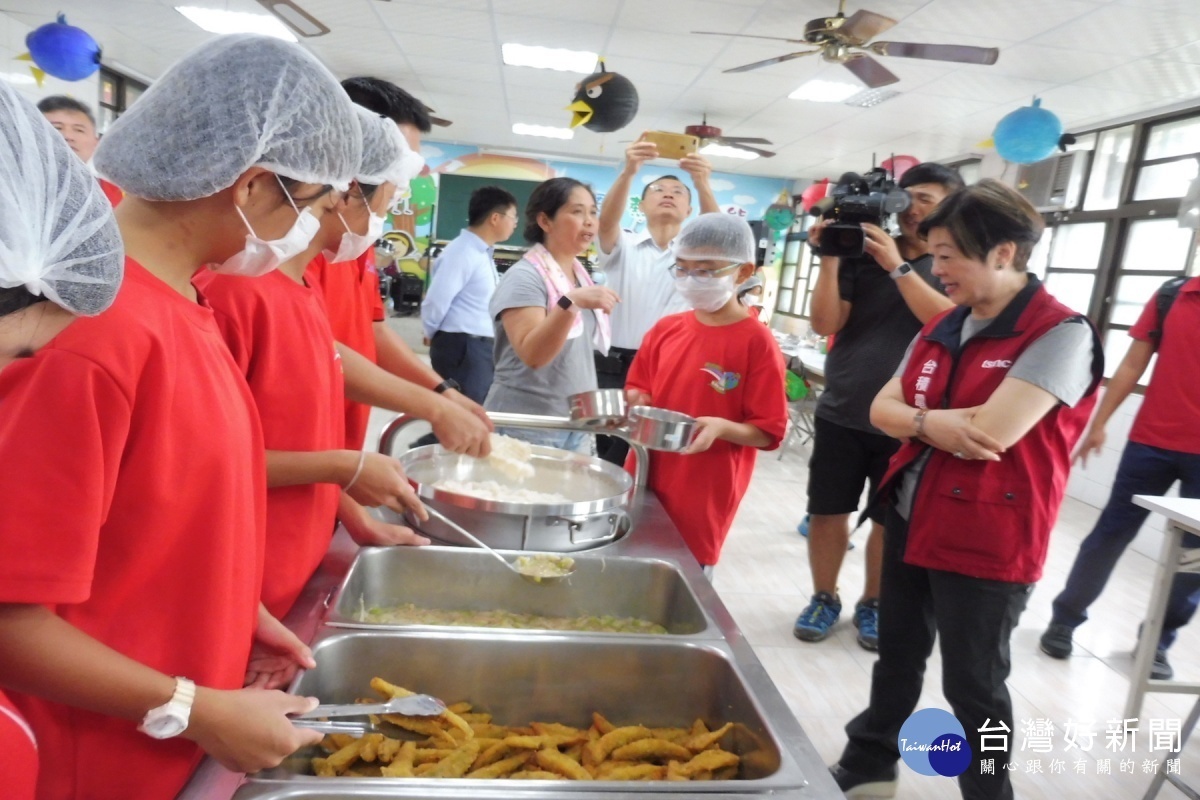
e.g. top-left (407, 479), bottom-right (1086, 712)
top-left (1149, 276), bottom-right (1189, 343)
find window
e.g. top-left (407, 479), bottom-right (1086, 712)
top-left (98, 66), bottom-right (148, 134)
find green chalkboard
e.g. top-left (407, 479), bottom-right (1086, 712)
top-left (433, 173), bottom-right (544, 247)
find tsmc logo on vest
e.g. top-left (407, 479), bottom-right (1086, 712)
top-left (981, 359), bottom-right (1013, 368)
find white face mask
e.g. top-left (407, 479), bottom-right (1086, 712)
top-left (324, 211), bottom-right (385, 263)
top-left (742, 296), bottom-right (764, 308)
top-left (675, 273), bottom-right (737, 313)
top-left (212, 177), bottom-right (321, 277)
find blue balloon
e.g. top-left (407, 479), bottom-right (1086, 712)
top-left (993, 98), bottom-right (1064, 165)
top-left (26, 14), bottom-right (101, 82)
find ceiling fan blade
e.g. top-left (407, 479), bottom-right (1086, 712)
top-left (723, 49), bottom-right (820, 74)
top-left (717, 136), bottom-right (774, 145)
top-left (843, 54), bottom-right (900, 88)
top-left (838, 9), bottom-right (897, 45)
top-left (692, 30), bottom-right (808, 44)
top-left (872, 41), bottom-right (999, 65)
top-left (430, 116), bottom-right (453, 127)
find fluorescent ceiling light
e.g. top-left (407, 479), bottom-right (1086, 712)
top-left (844, 88), bottom-right (900, 108)
top-left (0, 71), bottom-right (36, 86)
top-left (175, 6), bottom-right (298, 42)
top-left (789, 79), bottom-right (861, 103)
top-left (502, 43), bottom-right (597, 73)
top-left (699, 143), bottom-right (759, 161)
top-left (512, 123), bottom-right (575, 140)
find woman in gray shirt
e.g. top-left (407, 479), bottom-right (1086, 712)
top-left (485, 178), bottom-right (620, 452)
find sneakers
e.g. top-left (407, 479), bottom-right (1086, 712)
top-left (797, 515), bottom-right (811, 536)
top-left (794, 592), bottom-right (842, 642)
top-left (830, 763), bottom-right (898, 798)
top-left (1039, 622), bottom-right (1074, 659)
top-left (854, 598), bottom-right (880, 651)
top-left (1152, 648), bottom-right (1174, 680)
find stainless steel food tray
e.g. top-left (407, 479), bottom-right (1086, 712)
top-left (325, 546), bottom-right (715, 638)
top-left (244, 629), bottom-right (808, 795)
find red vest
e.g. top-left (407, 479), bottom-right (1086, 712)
top-left (882, 278), bottom-right (1102, 583)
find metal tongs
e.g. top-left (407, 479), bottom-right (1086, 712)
top-left (291, 694), bottom-right (446, 735)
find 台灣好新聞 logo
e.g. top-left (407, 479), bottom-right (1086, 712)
top-left (898, 708), bottom-right (972, 777)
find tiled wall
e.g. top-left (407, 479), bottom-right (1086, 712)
top-left (1065, 388), bottom-right (1179, 559)
top-left (0, 12), bottom-right (100, 114)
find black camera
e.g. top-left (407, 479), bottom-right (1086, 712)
top-left (810, 168), bottom-right (911, 258)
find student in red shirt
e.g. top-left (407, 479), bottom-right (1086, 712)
top-left (199, 106), bottom-right (430, 619)
top-left (626, 214), bottom-right (788, 571)
top-left (0, 35), bottom-right (362, 800)
top-left (1040, 269), bottom-right (1200, 679)
top-left (307, 76), bottom-right (491, 453)
top-left (0, 80), bottom-right (126, 800)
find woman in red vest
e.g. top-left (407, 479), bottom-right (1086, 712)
top-left (831, 180), bottom-right (1103, 800)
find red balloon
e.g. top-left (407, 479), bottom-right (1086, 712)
top-left (882, 155), bottom-right (920, 181)
top-left (800, 178), bottom-right (830, 212)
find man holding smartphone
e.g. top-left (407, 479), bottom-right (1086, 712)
top-left (594, 137), bottom-right (720, 464)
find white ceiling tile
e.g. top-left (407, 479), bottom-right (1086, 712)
top-left (1032, 84), bottom-right (1155, 126)
top-left (1030, 4), bottom-right (1200, 54)
top-left (1076, 58), bottom-right (1200, 99)
top-left (618, 0), bottom-right (757, 34)
top-left (408, 56), bottom-right (503, 84)
top-left (492, 0), bottom-right (620, 25)
top-left (398, 34), bottom-right (500, 64)
top-left (605, 28), bottom-right (728, 66)
top-left (991, 43), bottom-right (1139, 83)
top-left (374, 4), bottom-right (494, 41)
top-left (897, 0), bottom-right (1097, 43)
top-left (300, 0), bottom-right (382, 29)
top-left (491, 15), bottom-right (610, 52)
top-left (914, 71), bottom-right (1056, 106)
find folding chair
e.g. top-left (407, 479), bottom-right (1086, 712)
top-left (778, 365), bottom-right (819, 460)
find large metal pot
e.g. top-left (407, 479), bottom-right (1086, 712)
top-left (377, 414), bottom-right (640, 552)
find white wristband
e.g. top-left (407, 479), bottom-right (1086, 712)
top-left (891, 262), bottom-right (913, 280)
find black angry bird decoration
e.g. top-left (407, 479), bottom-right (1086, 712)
top-left (566, 60), bottom-right (639, 133)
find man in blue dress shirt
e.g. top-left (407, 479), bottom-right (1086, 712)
top-left (421, 185), bottom-right (518, 403)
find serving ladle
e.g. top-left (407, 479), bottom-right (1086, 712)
top-left (424, 506), bottom-right (576, 585)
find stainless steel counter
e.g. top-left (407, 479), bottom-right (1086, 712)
top-left (177, 477), bottom-right (841, 800)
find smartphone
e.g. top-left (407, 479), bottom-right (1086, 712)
top-left (640, 130), bottom-right (699, 160)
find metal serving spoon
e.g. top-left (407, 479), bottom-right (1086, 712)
top-left (291, 693), bottom-right (447, 735)
top-left (424, 506), bottom-right (576, 585)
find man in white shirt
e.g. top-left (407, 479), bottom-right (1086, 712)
top-left (595, 140), bottom-right (720, 463)
top-left (421, 185), bottom-right (518, 403)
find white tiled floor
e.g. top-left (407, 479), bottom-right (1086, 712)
top-left (715, 442), bottom-right (1200, 799)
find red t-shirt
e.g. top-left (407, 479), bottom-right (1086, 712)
top-left (1127, 276), bottom-right (1200, 454)
top-left (0, 691), bottom-right (37, 800)
top-left (305, 251), bottom-right (384, 449)
top-left (626, 313), bottom-right (788, 566)
top-left (0, 259), bottom-right (265, 800)
top-left (196, 269), bottom-right (346, 619)
top-left (98, 177), bottom-right (123, 207)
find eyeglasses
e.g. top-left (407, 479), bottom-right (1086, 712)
top-left (667, 262), bottom-right (741, 282)
top-left (646, 184), bottom-right (688, 198)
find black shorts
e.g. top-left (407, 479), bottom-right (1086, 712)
top-left (806, 416), bottom-right (900, 523)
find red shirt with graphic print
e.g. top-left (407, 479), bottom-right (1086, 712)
top-left (626, 312), bottom-right (788, 566)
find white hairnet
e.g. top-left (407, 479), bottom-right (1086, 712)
top-left (353, 105), bottom-right (425, 188)
top-left (94, 33), bottom-right (361, 201)
top-left (673, 212), bottom-right (756, 264)
top-left (0, 81), bottom-right (123, 316)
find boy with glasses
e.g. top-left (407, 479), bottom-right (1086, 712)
top-left (625, 213), bottom-right (788, 575)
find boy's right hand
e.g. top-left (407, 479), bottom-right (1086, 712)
top-left (1073, 424), bottom-right (1106, 467)
top-left (624, 138), bottom-right (658, 172)
top-left (185, 686), bottom-right (323, 774)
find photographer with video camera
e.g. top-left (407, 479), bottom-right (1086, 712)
top-left (793, 163), bottom-right (961, 650)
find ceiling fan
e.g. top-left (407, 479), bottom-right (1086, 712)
top-left (687, 115), bottom-right (775, 158)
top-left (693, 0), bottom-right (999, 89)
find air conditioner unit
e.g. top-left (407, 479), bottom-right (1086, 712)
top-left (1016, 151), bottom-right (1091, 211)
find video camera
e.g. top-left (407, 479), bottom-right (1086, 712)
top-left (810, 168), bottom-right (911, 258)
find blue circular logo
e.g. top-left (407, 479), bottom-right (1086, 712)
top-left (898, 708), bottom-right (972, 777)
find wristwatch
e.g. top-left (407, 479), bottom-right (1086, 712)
top-left (434, 378), bottom-right (461, 394)
top-left (556, 294), bottom-right (575, 311)
top-left (891, 262), bottom-right (914, 280)
top-left (138, 677), bottom-right (196, 740)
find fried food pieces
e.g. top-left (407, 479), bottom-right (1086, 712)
top-left (310, 677), bottom-right (741, 781)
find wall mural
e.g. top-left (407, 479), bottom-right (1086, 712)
top-left (381, 140), bottom-right (792, 282)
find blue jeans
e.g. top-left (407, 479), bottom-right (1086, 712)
top-left (1051, 442), bottom-right (1200, 648)
top-left (495, 426), bottom-right (594, 456)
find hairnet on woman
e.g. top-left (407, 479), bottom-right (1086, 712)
top-left (0, 34), bottom-right (362, 800)
top-left (0, 80), bottom-right (123, 368)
